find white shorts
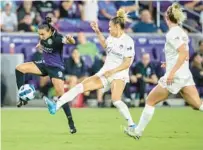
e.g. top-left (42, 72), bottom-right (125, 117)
top-left (158, 75), bottom-right (195, 94)
top-left (95, 68), bottom-right (129, 93)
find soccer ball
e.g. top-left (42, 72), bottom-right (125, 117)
top-left (18, 84), bottom-right (36, 101)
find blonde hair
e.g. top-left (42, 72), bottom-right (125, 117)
top-left (167, 3), bottom-right (186, 24)
top-left (116, 8), bottom-right (128, 23)
top-left (111, 8), bottom-right (128, 29)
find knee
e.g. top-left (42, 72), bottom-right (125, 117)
top-left (16, 64), bottom-right (26, 73)
top-left (146, 100), bottom-right (156, 107)
top-left (69, 76), bottom-right (78, 85)
top-left (111, 94), bottom-right (122, 102)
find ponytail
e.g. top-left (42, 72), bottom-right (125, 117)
top-left (38, 16), bottom-right (55, 32)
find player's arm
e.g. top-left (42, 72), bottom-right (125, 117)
top-left (104, 39), bottom-right (135, 77)
top-left (104, 57), bottom-right (133, 78)
top-left (90, 21), bottom-right (107, 49)
top-left (170, 44), bottom-right (188, 75)
top-left (36, 41), bottom-right (43, 50)
top-left (112, 57), bottom-right (132, 73)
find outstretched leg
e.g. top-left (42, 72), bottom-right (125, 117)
top-left (15, 62), bottom-right (43, 107)
top-left (56, 75), bottom-right (103, 110)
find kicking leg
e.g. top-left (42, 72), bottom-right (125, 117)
top-left (56, 75), bottom-right (103, 110)
top-left (180, 86), bottom-right (203, 111)
top-left (16, 62), bottom-right (43, 107)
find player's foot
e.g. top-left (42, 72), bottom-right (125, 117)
top-left (124, 125), bottom-right (142, 140)
top-left (70, 127), bottom-right (77, 134)
top-left (17, 100), bottom-right (28, 107)
top-left (43, 96), bottom-right (56, 115)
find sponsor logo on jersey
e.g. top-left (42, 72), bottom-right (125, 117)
top-left (127, 46), bottom-right (132, 51)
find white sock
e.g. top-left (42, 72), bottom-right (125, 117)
top-left (199, 103), bottom-right (203, 111)
top-left (56, 83), bottom-right (84, 110)
top-left (113, 100), bottom-right (134, 126)
top-left (136, 104), bottom-right (155, 132)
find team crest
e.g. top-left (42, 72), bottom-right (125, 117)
top-left (48, 38), bottom-right (53, 45)
top-left (58, 71), bottom-right (63, 77)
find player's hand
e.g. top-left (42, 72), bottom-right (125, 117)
top-left (66, 34), bottom-right (75, 44)
top-left (36, 42), bottom-right (42, 50)
top-left (90, 21), bottom-right (100, 33)
top-left (161, 62), bottom-right (166, 68)
top-left (17, 100), bottom-right (28, 107)
top-left (167, 72), bottom-right (175, 85)
top-left (103, 70), bottom-right (114, 78)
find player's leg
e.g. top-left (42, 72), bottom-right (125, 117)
top-left (51, 78), bottom-right (76, 133)
top-left (97, 89), bottom-right (104, 107)
top-left (130, 85), bottom-right (169, 139)
top-left (180, 86), bottom-right (203, 111)
top-left (111, 79), bottom-right (135, 127)
top-left (56, 75), bottom-right (103, 110)
top-left (15, 62), bottom-right (43, 89)
top-left (15, 62), bottom-right (44, 107)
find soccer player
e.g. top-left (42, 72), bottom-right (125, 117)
top-left (125, 3), bottom-right (203, 139)
top-left (15, 17), bottom-right (77, 134)
top-left (45, 9), bottom-right (136, 129)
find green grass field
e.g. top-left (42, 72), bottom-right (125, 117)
top-left (1, 107), bottom-right (203, 150)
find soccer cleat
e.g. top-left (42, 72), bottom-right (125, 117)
top-left (43, 96), bottom-right (56, 115)
top-left (70, 127), bottom-right (77, 134)
top-left (124, 125), bottom-right (142, 140)
top-left (17, 100), bottom-right (28, 107)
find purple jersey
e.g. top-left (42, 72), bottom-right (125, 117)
top-left (40, 31), bottom-right (65, 69)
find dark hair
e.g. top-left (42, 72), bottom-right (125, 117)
top-left (111, 9), bottom-right (127, 30)
top-left (38, 17), bottom-right (55, 32)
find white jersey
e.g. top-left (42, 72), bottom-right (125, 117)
top-left (164, 26), bottom-right (191, 78)
top-left (96, 33), bottom-right (135, 91)
top-left (158, 26), bottom-right (195, 94)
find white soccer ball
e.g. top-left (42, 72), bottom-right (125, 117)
top-left (18, 84), bottom-right (36, 101)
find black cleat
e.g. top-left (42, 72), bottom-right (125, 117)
top-left (70, 127), bottom-right (77, 134)
top-left (17, 100), bottom-right (28, 107)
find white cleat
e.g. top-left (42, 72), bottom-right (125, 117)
top-left (124, 126), bottom-right (142, 140)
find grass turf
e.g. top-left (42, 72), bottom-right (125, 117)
top-left (1, 107), bottom-right (203, 150)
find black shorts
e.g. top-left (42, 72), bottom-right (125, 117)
top-left (33, 60), bottom-right (65, 80)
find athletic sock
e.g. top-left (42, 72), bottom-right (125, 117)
top-left (113, 100), bottom-right (134, 126)
top-left (62, 102), bottom-right (75, 128)
top-left (56, 83), bottom-right (84, 110)
top-left (54, 96), bottom-right (75, 128)
top-left (136, 104), bottom-right (155, 132)
top-left (15, 69), bottom-right (25, 89)
top-left (199, 103), bottom-right (203, 111)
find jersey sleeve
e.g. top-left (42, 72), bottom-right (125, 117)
top-left (168, 31), bottom-right (188, 50)
top-left (124, 38), bottom-right (135, 57)
top-left (54, 34), bottom-right (64, 44)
